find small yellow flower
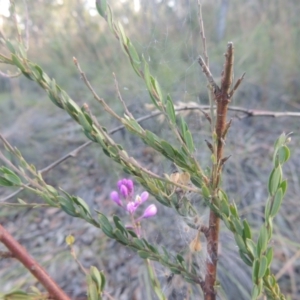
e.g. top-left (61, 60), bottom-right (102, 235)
top-left (66, 234), bottom-right (75, 246)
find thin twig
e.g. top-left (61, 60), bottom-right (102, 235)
top-left (229, 72), bottom-right (245, 98)
top-left (113, 72), bottom-right (134, 118)
top-left (0, 202), bottom-right (50, 208)
top-left (73, 57), bottom-right (122, 121)
top-left (22, 0), bottom-right (29, 51)
top-left (197, 0), bottom-right (209, 66)
top-left (0, 70), bottom-right (22, 78)
top-left (10, 0), bottom-right (23, 45)
top-left (198, 56), bottom-right (220, 93)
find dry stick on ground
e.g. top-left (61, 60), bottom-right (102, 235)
top-left (0, 223), bottom-right (71, 300)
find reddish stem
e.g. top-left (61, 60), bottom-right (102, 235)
top-left (203, 43), bottom-right (234, 300)
top-left (0, 223), bottom-right (70, 300)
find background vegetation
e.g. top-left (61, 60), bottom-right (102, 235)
top-left (1, 0), bottom-right (300, 299)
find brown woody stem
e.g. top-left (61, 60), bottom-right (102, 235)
top-left (203, 43), bottom-right (234, 300)
top-left (0, 223), bottom-right (70, 300)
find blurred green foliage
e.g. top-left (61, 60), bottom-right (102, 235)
top-left (1, 0), bottom-right (300, 111)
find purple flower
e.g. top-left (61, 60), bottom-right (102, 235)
top-left (118, 179), bottom-right (134, 197)
top-left (120, 185), bottom-right (129, 198)
top-left (134, 191), bottom-right (149, 208)
top-left (110, 191), bottom-right (122, 206)
top-left (137, 204), bottom-right (157, 220)
top-left (126, 201), bottom-right (137, 214)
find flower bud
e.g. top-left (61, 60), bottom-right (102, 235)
top-left (140, 204), bottom-right (157, 219)
top-left (120, 185), bottom-right (129, 198)
top-left (110, 191), bottom-right (122, 206)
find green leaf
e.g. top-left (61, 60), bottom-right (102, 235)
top-left (268, 166), bottom-right (282, 196)
top-left (270, 188), bottom-right (283, 217)
top-left (274, 133), bottom-right (286, 150)
top-left (59, 197), bottom-right (78, 217)
top-left (280, 180), bottom-right (288, 196)
top-left (73, 196), bottom-right (91, 215)
top-left (152, 77), bottom-right (163, 102)
top-left (258, 256), bottom-right (268, 279)
top-left (176, 254), bottom-right (185, 266)
top-left (257, 226), bottom-right (268, 257)
top-left (78, 111), bottom-right (93, 132)
top-left (87, 274), bottom-right (99, 300)
top-left (144, 241), bottom-right (159, 254)
top-left (169, 267), bottom-right (181, 274)
top-left (234, 233), bottom-right (247, 253)
top-left (127, 40), bottom-right (141, 65)
top-left (98, 213), bottom-right (113, 234)
top-left (277, 145), bottom-right (290, 164)
top-left (252, 259), bottom-right (260, 283)
top-left (243, 220), bottom-right (252, 240)
top-left (0, 167), bottom-right (22, 185)
top-left (131, 238), bottom-right (145, 249)
top-left (160, 140), bottom-right (175, 158)
top-left (6, 39), bottom-right (16, 54)
top-left (0, 176), bottom-right (14, 186)
top-left (166, 95), bottom-right (176, 124)
top-left (232, 218), bottom-right (243, 236)
top-left (264, 197), bottom-right (272, 220)
top-left (40, 194), bottom-right (57, 206)
top-left (127, 229), bottom-right (138, 238)
top-left (45, 185), bottom-right (59, 196)
top-left (106, 5), bottom-right (113, 31)
top-left (137, 250), bottom-right (152, 259)
top-left (229, 202), bottom-right (239, 218)
top-left (246, 238), bottom-right (256, 258)
top-left (251, 284), bottom-right (260, 300)
top-left (113, 215), bottom-right (128, 236)
top-left (222, 217), bottom-right (235, 231)
top-left (161, 246), bottom-right (170, 263)
top-left (184, 130), bottom-right (195, 153)
top-left (190, 176), bottom-right (202, 188)
top-left (114, 228), bottom-right (128, 245)
top-left (100, 271), bottom-right (106, 291)
top-left (12, 54), bottom-right (25, 72)
top-left (90, 266), bottom-right (102, 290)
top-left (265, 247), bottom-right (273, 267)
top-left (101, 226), bottom-right (115, 239)
top-left (96, 0), bottom-right (107, 18)
top-left (239, 250), bottom-right (253, 266)
top-left (220, 199), bottom-right (230, 217)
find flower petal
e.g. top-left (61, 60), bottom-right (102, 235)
top-left (126, 201), bottom-right (136, 214)
top-left (141, 204), bottom-right (157, 219)
top-left (120, 184), bottom-right (129, 198)
top-left (110, 191), bottom-right (122, 206)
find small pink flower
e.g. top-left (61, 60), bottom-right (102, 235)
top-left (120, 185), bottom-right (129, 198)
top-left (126, 202), bottom-right (137, 214)
top-left (110, 191), bottom-right (122, 206)
top-left (125, 179), bottom-right (134, 195)
top-left (138, 204), bottom-right (157, 220)
top-left (134, 191), bottom-right (149, 208)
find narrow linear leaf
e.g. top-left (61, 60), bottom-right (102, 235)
top-left (166, 95), bottom-right (176, 124)
top-left (243, 220), bottom-right (252, 240)
top-left (270, 188), bottom-right (283, 217)
top-left (277, 145), bottom-right (290, 164)
top-left (268, 166), bottom-right (282, 196)
top-left (257, 226), bottom-right (268, 257)
top-left (258, 256), bottom-right (268, 279)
